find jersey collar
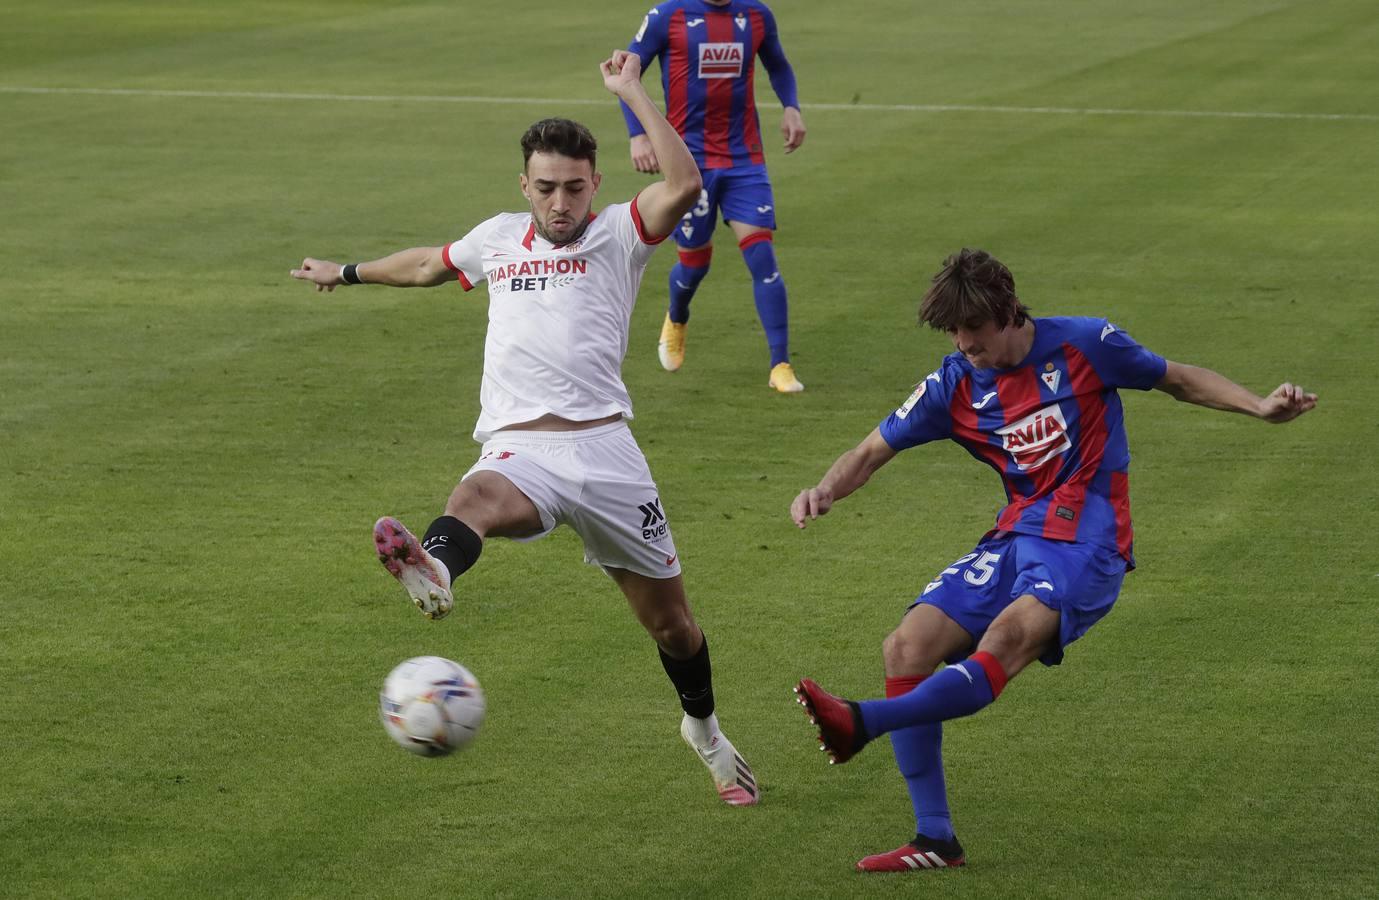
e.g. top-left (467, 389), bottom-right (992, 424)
top-left (521, 213), bottom-right (599, 252)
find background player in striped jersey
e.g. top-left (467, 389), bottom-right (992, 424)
top-left (789, 249), bottom-right (1317, 871)
top-left (619, 0), bottom-right (807, 393)
top-left (290, 51), bottom-right (759, 807)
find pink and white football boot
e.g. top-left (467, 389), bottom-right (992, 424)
top-left (373, 516), bottom-right (453, 620)
top-left (681, 713), bottom-right (760, 806)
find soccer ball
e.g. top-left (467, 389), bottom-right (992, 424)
top-left (379, 656), bottom-right (486, 756)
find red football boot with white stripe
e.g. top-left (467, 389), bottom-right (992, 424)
top-left (856, 834), bottom-right (966, 872)
top-left (793, 678), bottom-right (869, 764)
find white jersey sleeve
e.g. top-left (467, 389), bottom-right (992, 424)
top-left (441, 214), bottom-right (503, 291)
top-left (605, 192), bottom-right (668, 268)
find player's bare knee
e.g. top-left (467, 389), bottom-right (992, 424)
top-left (648, 614), bottom-right (698, 657)
top-left (977, 621), bottom-right (1020, 658)
top-left (443, 483), bottom-right (480, 520)
top-left (882, 628), bottom-right (937, 675)
top-left (975, 622), bottom-right (1042, 675)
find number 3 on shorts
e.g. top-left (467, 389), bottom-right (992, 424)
top-left (691, 189), bottom-right (710, 219)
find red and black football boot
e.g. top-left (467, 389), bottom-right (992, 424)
top-left (856, 833), bottom-right (966, 872)
top-left (793, 678), bottom-right (869, 764)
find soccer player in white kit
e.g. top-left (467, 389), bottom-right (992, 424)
top-left (290, 51), bottom-right (759, 806)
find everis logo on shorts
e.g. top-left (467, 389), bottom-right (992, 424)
top-left (638, 498), bottom-right (667, 542)
top-left (698, 42), bottom-right (744, 78)
top-left (996, 404), bottom-right (1070, 471)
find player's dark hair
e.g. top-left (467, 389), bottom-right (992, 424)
top-left (521, 118), bottom-right (598, 171)
top-left (919, 248), bottom-right (1031, 331)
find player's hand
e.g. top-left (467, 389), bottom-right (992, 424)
top-left (291, 257), bottom-right (344, 292)
top-left (600, 50), bottom-right (644, 99)
top-left (791, 486), bottom-right (833, 529)
top-left (781, 107), bottom-right (806, 154)
top-left (1257, 382), bottom-right (1318, 423)
top-left (629, 134), bottom-right (661, 174)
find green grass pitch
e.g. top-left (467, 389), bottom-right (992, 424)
top-left (3, 1), bottom-right (1378, 897)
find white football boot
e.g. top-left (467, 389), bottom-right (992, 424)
top-left (373, 516), bottom-right (453, 620)
top-left (681, 713), bottom-right (759, 806)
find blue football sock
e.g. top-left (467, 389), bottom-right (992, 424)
top-left (668, 248), bottom-right (711, 324)
top-left (860, 652), bottom-right (1008, 738)
top-left (886, 675), bottom-right (953, 841)
top-left (739, 235), bottom-right (789, 366)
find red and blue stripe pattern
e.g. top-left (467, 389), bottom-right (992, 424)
top-left (880, 317), bottom-right (1166, 565)
top-left (623, 0), bottom-right (798, 170)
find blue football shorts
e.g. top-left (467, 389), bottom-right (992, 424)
top-left (673, 164), bottom-right (777, 248)
top-left (908, 532), bottom-right (1128, 666)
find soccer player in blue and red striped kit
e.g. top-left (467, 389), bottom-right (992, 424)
top-left (790, 249), bottom-right (1317, 872)
top-left (619, 0), bottom-right (807, 393)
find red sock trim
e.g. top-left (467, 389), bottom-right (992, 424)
top-left (737, 230), bottom-right (773, 251)
top-left (678, 246), bottom-right (713, 268)
top-left (885, 674), bottom-right (926, 698)
top-left (969, 651), bottom-right (1008, 699)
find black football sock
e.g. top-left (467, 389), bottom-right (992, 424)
top-left (659, 633), bottom-right (715, 719)
top-left (421, 515), bottom-right (482, 584)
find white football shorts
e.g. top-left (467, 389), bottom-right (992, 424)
top-left (462, 420), bottom-right (682, 579)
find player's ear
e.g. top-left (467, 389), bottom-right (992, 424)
top-left (519, 172), bottom-right (529, 200)
top-left (591, 171), bottom-right (602, 193)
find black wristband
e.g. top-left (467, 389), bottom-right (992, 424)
top-left (341, 263), bottom-right (362, 285)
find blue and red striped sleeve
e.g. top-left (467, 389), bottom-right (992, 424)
top-left (1079, 319), bottom-right (1166, 390)
top-left (879, 363), bottom-right (959, 451)
top-left (621, 3), bottom-right (674, 138)
top-left (755, 4), bottom-right (799, 110)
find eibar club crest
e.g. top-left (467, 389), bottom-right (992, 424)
top-left (1040, 368), bottom-right (1061, 392)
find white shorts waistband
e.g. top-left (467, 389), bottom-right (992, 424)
top-left (485, 419), bottom-right (629, 444)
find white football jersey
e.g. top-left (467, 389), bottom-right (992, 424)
top-left (442, 196), bottom-right (665, 441)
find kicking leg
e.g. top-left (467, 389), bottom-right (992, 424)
top-left (609, 567), bottom-right (759, 806)
top-left (374, 470), bottom-right (543, 620)
top-left (796, 595), bottom-right (1058, 761)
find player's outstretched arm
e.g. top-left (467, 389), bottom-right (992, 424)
top-left (601, 50), bottom-right (701, 237)
top-left (1155, 360), bottom-right (1318, 423)
top-left (791, 428), bottom-right (898, 529)
top-left (291, 247), bottom-right (453, 291)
